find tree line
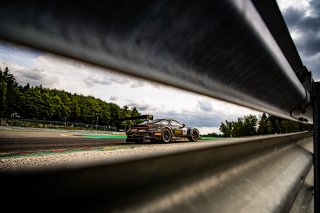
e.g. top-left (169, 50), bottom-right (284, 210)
top-left (217, 113), bottom-right (312, 137)
top-left (0, 67), bottom-right (140, 130)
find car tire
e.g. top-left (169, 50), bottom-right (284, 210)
top-left (189, 129), bottom-right (199, 142)
top-left (161, 128), bottom-right (172, 143)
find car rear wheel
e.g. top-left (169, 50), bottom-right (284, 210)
top-left (189, 129), bottom-right (199, 142)
top-left (162, 128), bottom-right (172, 143)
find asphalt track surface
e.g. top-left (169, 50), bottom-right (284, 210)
top-left (0, 137), bottom-right (129, 152)
top-left (0, 127), bottom-right (130, 152)
top-left (0, 127), bottom-right (193, 152)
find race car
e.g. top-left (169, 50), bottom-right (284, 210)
top-left (120, 115), bottom-right (200, 143)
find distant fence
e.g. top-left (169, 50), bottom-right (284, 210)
top-left (0, 118), bottom-right (117, 131)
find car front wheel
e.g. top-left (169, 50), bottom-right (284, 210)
top-left (189, 129), bottom-right (199, 142)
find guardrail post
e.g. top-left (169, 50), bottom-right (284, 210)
top-left (313, 81), bottom-right (320, 213)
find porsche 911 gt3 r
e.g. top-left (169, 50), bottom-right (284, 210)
top-left (120, 115), bottom-right (200, 143)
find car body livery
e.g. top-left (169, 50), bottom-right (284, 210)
top-left (120, 115), bottom-right (200, 143)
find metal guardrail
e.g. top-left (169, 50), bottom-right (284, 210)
top-left (313, 83), bottom-right (320, 213)
top-left (0, 0), bottom-right (317, 212)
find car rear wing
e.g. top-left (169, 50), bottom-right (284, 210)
top-left (119, 114), bottom-right (153, 122)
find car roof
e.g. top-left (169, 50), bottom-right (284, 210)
top-left (147, 118), bottom-right (181, 123)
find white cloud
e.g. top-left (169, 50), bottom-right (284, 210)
top-left (130, 81), bottom-right (144, 88)
top-left (276, 0), bottom-right (309, 13)
top-left (0, 42), bottom-right (42, 67)
top-left (0, 42), bottom-right (261, 132)
top-left (197, 127), bottom-right (221, 135)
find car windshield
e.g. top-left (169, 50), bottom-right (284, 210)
top-left (170, 120), bottom-right (183, 126)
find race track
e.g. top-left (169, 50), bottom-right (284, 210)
top-left (0, 127), bottom-right (130, 152)
top-left (0, 127), bottom-right (200, 152)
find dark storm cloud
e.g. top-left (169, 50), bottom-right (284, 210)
top-left (19, 68), bottom-right (43, 81)
top-left (282, 0), bottom-right (320, 75)
top-left (84, 76), bottom-right (112, 87)
top-left (283, 0), bottom-right (320, 57)
top-left (84, 74), bottom-right (133, 87)
top-left (306, 58), bottom-right (320, 78)
top-left (0, 65), bottom-right (57, 87)
top-left (310, 0), bottom-right (320, 14)
top-left (284, 7), bottom-right (303, 26)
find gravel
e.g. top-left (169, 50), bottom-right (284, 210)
top-left (0, 141), bottom-right (223, 172)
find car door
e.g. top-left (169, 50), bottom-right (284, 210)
top-left (170, 120), bottom-right (184, 136)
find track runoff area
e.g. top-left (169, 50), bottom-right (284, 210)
top-left (0, 126), bottom-right (222, 155)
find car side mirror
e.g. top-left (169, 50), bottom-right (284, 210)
top-left (182, 124), bottom-right (186, 127)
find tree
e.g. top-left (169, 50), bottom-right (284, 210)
top-left (219, 120), bottom-right (233, 137)
top-left (0, 80), bottom-right (7, 116)
top-left (119, 105), bottom-right (137, 131)
top-left (219, 115), bottom-right (258, 137)
top-left (257, 113), bottom-right (272, 135)
top-left (0, 66), bottom-right (143, 130)
top-left (0, 67), bottom-right (20, 117)
top-left (219, 113), bottom-right (311, 137)
top-left (242, 115), bottom-right (258, 136)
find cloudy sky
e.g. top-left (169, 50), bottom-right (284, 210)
top-left (277, 0), bottom-right (320, 78)
top-left (0, 0), bottom-right (318, 134)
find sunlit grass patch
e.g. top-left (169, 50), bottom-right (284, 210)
top-left (200, 137), bottom-right (224, 140)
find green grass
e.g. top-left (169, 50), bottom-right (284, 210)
top-left (200, 137), bottom-right (224, 140)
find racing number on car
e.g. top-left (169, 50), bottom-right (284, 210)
top-left (182, 128), bottom-right (187, 135)
top-left (175, 130), bottom-right (183, 135)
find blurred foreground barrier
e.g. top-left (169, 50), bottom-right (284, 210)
top-left (0, 132), bottom-right (314, 212)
